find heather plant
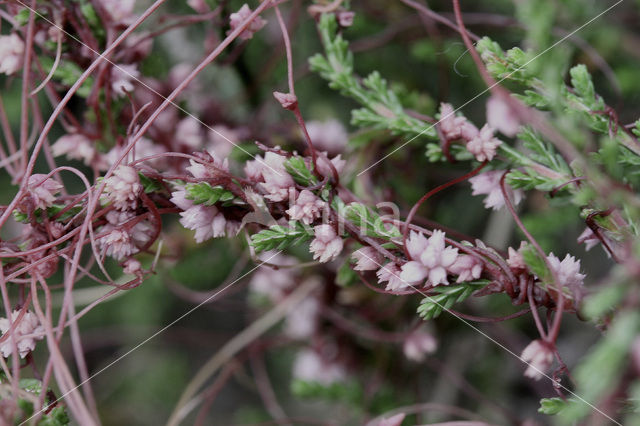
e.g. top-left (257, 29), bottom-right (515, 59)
top-left (0, 0), bottom-right (639, 425)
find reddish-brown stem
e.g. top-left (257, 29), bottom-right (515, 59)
top-left (402, 161), bottom-right (487, 259)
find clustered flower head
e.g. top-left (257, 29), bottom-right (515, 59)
top-left (310, 224), bottom-right (343, 263)
top-left (0, 33), bottom-right (24, 75)
top-left (293, 347), bottom-right (346, 385)
top-left (469, 170), bottom-right (523, 210)
top-left (438, 103), bottom-right (502, 162)
top-left (97, 211), bottom-right (153, 260)
top-left (171, 189), bottom-right (237, 243)
top-left (0, 310), bottom-right (45, 358)
top-left (286, 190), bottom-right (325, 225)
top-left (377, 263), bottom-right (405, 291)
top-left (520, 339), bottom-right (554, 380)
top-left (101, 165), bottom-right (142, 210)
top-left (228, 4), bottom-right (267, 40)
top-left (400, 230), bottom-right (459, 287)
top-left (245, 151), bottom-right (295, 202)
top-left (486, 95), bottom-right (521, 137)
top-left (546, 252), bottom-right (586, 300)
top-left (25, 174), bottom-right (63, 210)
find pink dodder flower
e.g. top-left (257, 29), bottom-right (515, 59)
top-left (352, 246), bottom-right (383, 271)
top-left (546, 252), bottom-right (586, 301)
top-left (171, 189), bottom-right (237, 243)
top-left (101, 165), bottom-right (142, 210)
top-left (466, 124), bottom-right (502, 162)
top-left (98, 211), bottom-right (153, 261)
top-left (400, 230), bottom-right (458, 287)
top-left (403, 328), bottom-right (437, 362)
top-left (469, 170), bottom-right (523, 210)
top-left (448, 254), bottom-right (483, 283)
top-left (310, 225), bottom-right (343, 263)
top-left (0, 33), bottom-right (24, 75)
top-left (377, 263), bottom-right (406, 291)
top-left (273, 91), bottom-right (298, 110)
top-left (486, 95), bottom-right (521, 137)
top-left (228, 4), bottom-right (267, 40)
top-left (305, 119), bottom-right (349, 154)
top-left (293, 348), bottom-right (346, 385)
top-left (0, 310), bottom-right (45, 358)
top-left (520, 339), bottom-right (554, 380)
top-left (52, 133), bottom-right (96, 166)
top-left (286, 190), bottom-right (325, 225)
top-left (25, 174), bottom-right (62, 210)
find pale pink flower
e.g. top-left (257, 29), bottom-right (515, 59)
top-left (507, 242), bottom-right (528, 270)
top-left (52, 133), bottom-right (96, 165)
top-left (0, 310), bottom-right (45, 358)
top-left (98, 211), bottom-right (152, 260)
top-left (0, 33), bottom-right (24, 75)
top-left (102, 165), bottom-right (142, 210)
top-left (352, 247), bottom-right (382, 271)
top-left (103, 0), bottom-right (135, 24)
top-left (123, 258), bottom-right (142, 275)
top-left (366, 414), bottom-right (406, 426)
top-left (306, 119), bottom-right (349, 154)
top-left (466, 124), bottom-right (502, 162)
top-left (273, 91), bottom-right (298, 110)
top-left (207, 125), bottom-right (239, 159)
top-left (244, 156), bottom-right (265, 181)
top-left (400, 230), bottom-right (458, 286)
top-left (520, 339), bottom-right (554, 380)
top-left (377, 263), bottom-right (407, 291)
top-left (310, 225), bottom-right (343, 263)
top-left (228, 4), bottom-right (267, 40)
top-left (249, 254), bottom-right (297, 302)
top-left (179, 204), bottom-right (228, 242)
top-left (186, 152), bottom-right (229, 179)
top-left (284, 294), bottom-right (320, 339)
top-left (469, 170), bottom-right (523, 210)
top-left (546, 252), bottom-right (586, 299)
top-left (286, 190), bottom-right (325, 225)
top-left (460, 121), bottom-right (479, 141)
top-left (293, 348), bottom-right (346, 385)
top-left (577, 227), bottom-right (600, 251)
top-left (337, 11), bottom-right (355, 27)
top-left (26, 174), bottom-right (62, 210)
top-left (260, 152), bottom-right (295, 202)
top-left (187, 0), bottom-right (209, 13)
top-left (111, 64), bottom-right (139, 96)
top-left (176, 117), bottom-right (204, 149)
top-left (438, 103), bottom-right (468, 140)
top-left (487, 95), bottom-right (520, 137)
top-left (403, 328), bottom-right (437, 362)
top-left (448, 254), bottom-right (482, 283)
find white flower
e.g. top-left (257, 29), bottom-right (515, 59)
top-left (309, 225), bottom-right (343, 263)
top-left (487, 95), bottom-right (520, 137)
top-left (0, 34), bottom-right (24, 75)
top-left (448, 254), bottom-right (482, 283)
top-left (293, 348), bottom-right (346, 385)
top-left (52, 133), bottom-right (96, 165)
top-left (286, 190), bottom-right (325, 225)
top-left (306, 119), bottom-right (349, 154)
top-left (284, 295), bottom-right (320, 339)
top-left (26, 174), bottom-right (62, 210)
top-left (337, 11), bottom-right (355, 27)
top-left (101, 165), bottom-right (142, 210)
top-left (352, 247), bottom-right (382, 271)
top-left (228, 4), bottom-right (267, 40)
top-left (469, 170), bottom-right (523, 210)
top-left (577, 227), bottom-right (601, 251)
top-left (377, 263), bottom-right (407, 291)
top-left (520, 339), bottom-right (554, 380)
top-left (507, 242), bottom-right (528, 270)
top-left (111, 64), bottom-right (139, 96)
top-left (403, 328), bottom-right (437, 362)
top-left (0, 310), bottom-right (45, 358)
top-left (466, 124), bottom-right (502, 162)
top-left (400, 230), bottom-right (458, 287)
top-left (180, 204), bottom-right (228, 242)
top-left (123, 258), bottom-right (142, 275)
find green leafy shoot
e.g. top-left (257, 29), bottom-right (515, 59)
top-left (417, 281), bottom-right (487, 321)
top-left (285, 156), bottom-right (317, 186)
top-left (185, 182), bottom-right (234, 206)
top-left (250, 223), bottom-right (313, 253)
